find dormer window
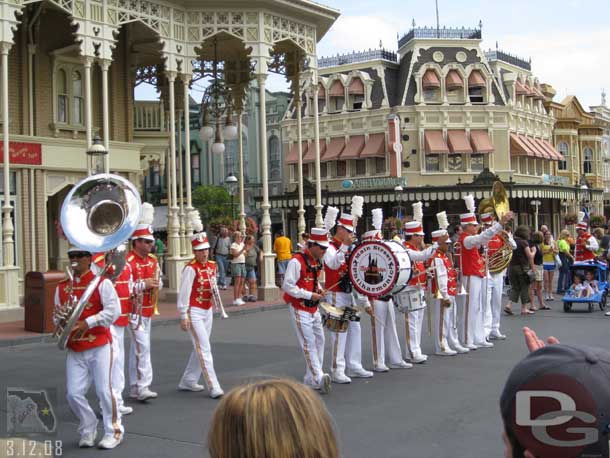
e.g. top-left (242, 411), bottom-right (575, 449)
top-left (446, 70), bottom-right (464, 103)
top-left (317, 84), bottom-right (326, 113)
top-left (348, 77), bottom-right (365, 111)
top-left (422, 70), bottom-right (441, 103)
top-left (329, 80), bottom-right (345, 113)
top-left (468, 70), bottom-right (486, 103)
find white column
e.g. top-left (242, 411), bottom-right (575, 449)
top-left (83, 57), bottom-right (93, 149)
top-left (312, 76), bottom-right (323, 227)
top-left (1, 44), bottom-right (13, 267)
top-left (238, 112), bottom-right (246, 234)
top-left (296, 97), bottom-right (306, 238)
top-left (183, 78), bottom-right (193, 249)
top-left (165, 72), bottom-right (183, 292)
top-left (100, 59), bottom-right (111, 173)
top-left (257, 73), bottom-right (278, 298)
top-left (177, 109), bottom-right (186, 257)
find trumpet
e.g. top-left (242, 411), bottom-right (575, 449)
top-left (208, 268), bottom-right (228, 319)
top-left (130, 279), bottom-right (146, 331)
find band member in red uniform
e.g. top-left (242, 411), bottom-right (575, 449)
top-left (127, 204), bottom-right (162, 401)
top-left (361, 228), bottom-right (412, 371)
top-left (480, 212), bottom-right (515, 341)
top-left (325, 214), bottom-right (373, 383)
top-left (54, 247), bottom-right (123, 449)
top-left (429, 230), bottom-right (469, 355)
top-left (93, 252), bottom-right (133, 416)
top-left (575, 220), bottom-right (598, 262)
top-left (401, 218), bottom-right (439, 363)
top-left (457, 200), bottom-right (513, 350)
top-left (177, 231), bottom-right (224, 398)
top-left (282, 227), bottom-right (332, 394)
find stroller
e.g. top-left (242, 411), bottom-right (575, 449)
top-left (562, 261), bottom-right (608, 313)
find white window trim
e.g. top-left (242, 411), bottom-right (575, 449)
top-left (51, 49), bottom-right (87, 131)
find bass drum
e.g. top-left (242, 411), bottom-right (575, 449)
top-left (348, 240), bottom-right (412, 298)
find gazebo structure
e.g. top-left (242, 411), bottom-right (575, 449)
top-left (0, 0), bottom-right (339, 307)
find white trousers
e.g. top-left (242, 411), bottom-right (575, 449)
top-left (460, 275), bottom-right (485, 346)
top-left (128, 316), bottom-right (153, 393)
top-left (66, 344), bottom-right (123, 439)
top-left (180, 307), bottom-right (221, 391)
top-left (433, 297), bottom-right (461, 352)
top-left (370, 299), bottom-right (403, 367)
top-left (488, 273), bottom-right (505, 336)
top-left (290, 307), bottom-right (325, 386)
top-left (110, 325), bottom-right (126, 410)
top-left (326, 292), bottom-right (366, 375)
top-left (403, 306), bottom-right (426, 359)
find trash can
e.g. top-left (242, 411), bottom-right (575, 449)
top-left (24, 271), bottom-right (65, 333)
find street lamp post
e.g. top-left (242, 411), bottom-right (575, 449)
top-left (225, 174), bottom-right (238, 221)
top-left (530, 199), bottom-right (541, 231)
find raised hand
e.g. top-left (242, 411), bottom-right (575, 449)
top-left (523, 326), bottom-right (560, 353)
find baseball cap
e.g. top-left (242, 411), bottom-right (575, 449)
top-left (500, 344), bottom-right (610, 458)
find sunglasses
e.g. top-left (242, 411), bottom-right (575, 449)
top-left (138, 239), bottom-right (154, 244)
top-left (68, 252), bottom-right (90, 259)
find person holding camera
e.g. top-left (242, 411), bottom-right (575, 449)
top-left (504, 226), bottom-right (537, 316)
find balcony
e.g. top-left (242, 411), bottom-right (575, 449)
top-left (134, 100), bottom-right (166, 131)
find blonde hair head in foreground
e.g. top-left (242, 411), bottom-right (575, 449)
top-left (208, 378), bottom-right (339, 458)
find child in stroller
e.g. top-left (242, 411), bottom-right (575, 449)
top-left (567, 273), bottom-right (592, 298)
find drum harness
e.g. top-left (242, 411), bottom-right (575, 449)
top-left (293, 252), bottom-right (323, 309)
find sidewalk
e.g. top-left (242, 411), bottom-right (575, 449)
top-left (0, 288), bottom-right (286, 347)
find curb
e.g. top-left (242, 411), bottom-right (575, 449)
top-left (0, 303), bottom-right (287, 348)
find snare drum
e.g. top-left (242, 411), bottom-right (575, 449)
top-left (348, 240), bottom-right (412, 297)
top-left (319, 301), bottom-right (349, 333)
top-left (393, 289), bottom-right (427, 313)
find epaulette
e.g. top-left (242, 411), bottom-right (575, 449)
top-left (208, 260), bottom-right (216, 264)
top-left (93, 254), bottom-right (104, 263)
top-left (188, 259), bottom-right (197, 265)
top-left (148, 253), bottom-right (157, 260)
top-left (127, 254), bottom-right (135, 262)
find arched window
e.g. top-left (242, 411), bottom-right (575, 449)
top-left (445, 70), bottom-right (464, 104)
top-left (268, 135), bottom-right (281, 181)
top-left (468, 70), bottom-right (486, 103)
top-left (347, 77), bottom-right (365, 111)
top-left (583, 147), bottom-right (593, 174)
top-left (557, 142), bottom-right (569, 171)
top-left (328, 80), bottom-right (345, 113)
top-left (57, 69), bottom-right (68, 123)
top-left (72, 70), bottom-right (83, 125)
top-left (422, 69), bottom-right (441, 103)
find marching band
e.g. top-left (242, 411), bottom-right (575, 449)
top-left (53, 169), bottom-right (515, 448)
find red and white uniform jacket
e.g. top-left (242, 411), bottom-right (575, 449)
top-left (430, 251), bottom-right (457, 299)
top-left (93, 253), bottom-right (132, 327)
top-left (403, 241), bottom-right (437, 292)
top-left (458, 223), bottom-right (503, 278)
top-left (54, 269), bottom-right (120, 352)
top-left (323, 238), bottom-right (350, 294)
top-left (282, 250), bottom-right (321, 314)
top-left (575, 232), bottom-right (598, 262)
top-left (127, 250), bottom-right (162, 318)
top-left (177, 260), bottom-right (217, 318)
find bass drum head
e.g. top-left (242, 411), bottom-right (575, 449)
top-left (348, 241), bottom-right (411, 297)
top-left (384, 240), bottom-right (412, 294)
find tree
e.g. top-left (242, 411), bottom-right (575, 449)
top-left (192, 185), bottom-right (235, 223)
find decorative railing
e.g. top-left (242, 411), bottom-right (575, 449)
top-left (318, 48), bottom-right (398, 68)
top-left (485, 50), bottom-right (531, 71)
top-left (134, 100), bottom-right (166, 131)
top-left (398, 26), bottom-right (481, 48)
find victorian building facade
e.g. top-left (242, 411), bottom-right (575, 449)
top-left (0, 0), bottom-right (340, 308)
top-left (275, 26), bottom-right (601, 240)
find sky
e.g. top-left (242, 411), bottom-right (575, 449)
top-left (136, 0), bottom-right (610, 108)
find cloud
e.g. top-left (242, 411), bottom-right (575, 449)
top-left (318, 15), bottom-right (407, 56)
top-left (495, 28), bottom-right (610, 108)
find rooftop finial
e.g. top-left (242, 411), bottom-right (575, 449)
top-left (602, 89), bottom-right (607, 107)
top-left (412, 18), bottom-right (416, 28)
top-left (479, 19), bottom-right (483, 29)
top-left (379, 39), bottom-right (383, 49)
top-left (495, 40), bottom-right (498, 50)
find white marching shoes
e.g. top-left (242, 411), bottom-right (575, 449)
top-left (489, 332), bottom-right (507, 340)
top-left (119, 405), bottom-right (133, 415)
top-left (409, 354), bottom-right (428, 364)
top-left (137, 387), bottom-right (158, 401)
top-left (435, 349), bottom-right (458, 356)
top-left (346, 368), bottom-right (374, 378)
top-left (452, 345), bottom-right (470, 354)
top-left (319, 374), bottom-right (332, 395)
top-left (389, 360), bottom-right (413, 369)
top-left (373, 364), bottom-right (390, 372)
top-left (209, 387), bottom-right (225, 399)
top-left (78, 431), bottom-right (97, 448)
top-left (331, 372), bottom-right (352, 384)
top-left (98, 434), bottom-right (123, 450)
top-left (178, 382), bottom-right (205, 392)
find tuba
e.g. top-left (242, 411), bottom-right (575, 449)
top-left (54, 173), bottom-right (142, 350)
top-left (478, 181), bottom-right (513, 274)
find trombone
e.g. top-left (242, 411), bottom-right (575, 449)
top-left (208, 268), bottom-right (229, 319)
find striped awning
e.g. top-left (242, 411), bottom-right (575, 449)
top-left (303, 140), bottom-right (327, 164)
top-left (340, 135), bottom-right (366, 159)
top-left (360, 133), bottom-right (386, 158)
top-left (286, 141), bottom-right (308, 164)
top-left (447, 130), bottom-right (472, 154)
top-left (424, 130), bottom-right (449, 154)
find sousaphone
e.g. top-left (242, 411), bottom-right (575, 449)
top-left (478, 181), bottom-right (513, 274)
top-left (54, 173), bottom-right (142, 350)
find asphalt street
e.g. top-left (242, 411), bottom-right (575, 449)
top-left (1, 300), bottom-right (609, 458)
